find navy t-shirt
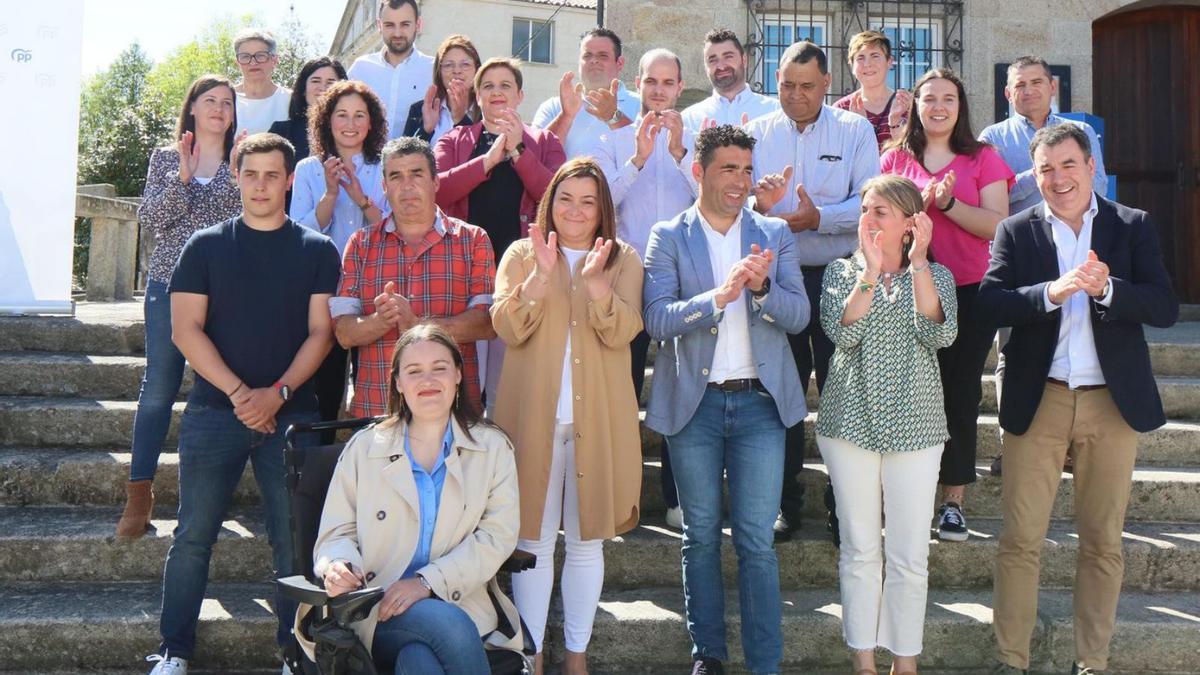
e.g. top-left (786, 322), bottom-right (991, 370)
top-left (168, 217), bottom-right (341, 414)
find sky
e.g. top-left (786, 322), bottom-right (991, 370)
top-left (81, 0), bottom-right (348, 75)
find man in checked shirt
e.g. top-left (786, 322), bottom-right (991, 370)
top-left (331, 136), bottom-right (496, 416)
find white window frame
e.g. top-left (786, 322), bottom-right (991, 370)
top-left (754, 13), bottom-right (830, 95)
top-left (875, 18), bottom-right (943, 91)
top-left (512, 17), bottom-right (556, 65)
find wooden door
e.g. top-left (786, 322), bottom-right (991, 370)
top-left (1093, 6), bottom-right (1200, 302)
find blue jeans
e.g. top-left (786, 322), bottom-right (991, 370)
top-left (158, 404), bottom-right (316, 658)
top-left (130, 279), bottom-right (187, 481)
top-left (372, 598), bottom-right (490, 675)
top-left (668, 387), bottom-right (785, 674)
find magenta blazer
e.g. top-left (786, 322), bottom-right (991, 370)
top-left (433, 122), bottom-right (566, 236)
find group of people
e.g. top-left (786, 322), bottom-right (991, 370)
top-left (122, 2), bottom-right (1179, 675)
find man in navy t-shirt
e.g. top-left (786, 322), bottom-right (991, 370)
top-left (149, 133), bottom-right (341, 675)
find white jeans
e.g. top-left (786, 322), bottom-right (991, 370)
top-left (511, 423), bottom-right (604, 653)
top-left (818, 435), bottom-right (943, 656)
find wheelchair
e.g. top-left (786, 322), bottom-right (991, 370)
top-left (275, 417), bottom-right (537, 675)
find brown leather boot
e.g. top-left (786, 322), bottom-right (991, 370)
top-left (115, 479), bottom-right (154, 539)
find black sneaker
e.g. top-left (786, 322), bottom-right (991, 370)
top-left (773, 508), bottom-right (801, 542)
top-left (937, 502), bottom-right (969, 541)
top-left (691, 657), bottom-right (724, 675)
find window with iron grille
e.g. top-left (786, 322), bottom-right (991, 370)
top-left (512, 18), bottom-right (555, 65)
top-left (745, 1), bottom-right (963, 101)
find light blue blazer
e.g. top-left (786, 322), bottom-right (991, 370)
top-left (642, 205), bottom-right (810, 437)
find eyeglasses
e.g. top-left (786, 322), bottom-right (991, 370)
top-left (439, 60), bottom-right (475, 72)
top-left (236, 51), bottom-right (274, 65)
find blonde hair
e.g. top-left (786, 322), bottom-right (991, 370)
top-left (847, 30), bottom-right (892, 63)
top-left (859, 175), bottom-right (923, 268)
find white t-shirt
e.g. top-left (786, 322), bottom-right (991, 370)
top-left (236, 85), bottom-right (292, 136)
top-left (555, 246), bottom-right (590, 423)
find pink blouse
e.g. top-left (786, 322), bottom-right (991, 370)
top-left (880, 146), bottom-right (1014, 285)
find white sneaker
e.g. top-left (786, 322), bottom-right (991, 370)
top-left (665, 506), bottom-right (684, 530)
top-left (146, 653), bottom-right (187, 675)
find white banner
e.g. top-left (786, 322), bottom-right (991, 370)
top-left (0, 1), bottom-right (83, 315)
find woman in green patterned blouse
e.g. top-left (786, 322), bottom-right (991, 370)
top-left (816, 175), bottom-right (958, 675)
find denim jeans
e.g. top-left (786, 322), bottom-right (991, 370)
top-left (130, 279), bottom-right (187, 481)
top-left (157, 404), bottom-right (316, 659)
top-left (371, 598), bottom-right (490, 675)
top-left (668, 387), bottom-right (786, 674)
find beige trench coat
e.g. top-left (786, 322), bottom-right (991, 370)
top-left (491, 238), bottom-right (644, 541)
top-left (295, 418), bottom-right (522, 658)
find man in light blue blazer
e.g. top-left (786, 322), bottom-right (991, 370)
top-left (642, 125), bottom-right (809, 675)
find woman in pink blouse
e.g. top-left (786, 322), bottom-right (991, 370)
top-left (880, 68), bottom-right (1013, 543)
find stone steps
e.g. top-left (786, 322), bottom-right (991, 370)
top-left (2, 505), bottom-right (1198, 594)
top-left (0, 582), bottom-right (1196, 673)
top-left (2, 446), bottom-right (1198, 524)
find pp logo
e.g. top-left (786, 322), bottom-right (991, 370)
top-left (11, 49), bottom-right (32, 64)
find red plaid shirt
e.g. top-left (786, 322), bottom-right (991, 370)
top-left (332, 211), bottom-right (495, 416)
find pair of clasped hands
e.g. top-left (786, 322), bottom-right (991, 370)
top-left (1048, 250), bottom-right (1111, 305)
top-left (713, 243), bottom-right (775, 310)
top-left (373, 281), bottom-right (418, 334)
top-left (324, 559), bottom-right (432, 622)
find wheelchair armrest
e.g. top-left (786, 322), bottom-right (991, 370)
top-left (276, 575), bottom-right (331, 607)
top-left (499, 549), bottom-right (536, 573)
top-left (329, 585), bottom-right (385, 626)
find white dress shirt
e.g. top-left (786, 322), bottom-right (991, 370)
top-left (290, 153), bottom-right (390, 256)
top-left (348, 48), bottom-right (435, 139)
top-left (696, 210), bottom-right (757, 382)
top-left (681, 85), bottom-right (780, 133)
top-left (555, 246), bottom-right (590, 423)
top-left (591, 119), bottom-right (697, 258)
top-left (531, 82), bottom-right (641, 159)
top-left (236, 86), bottom-right (292, 136)
top-left (744, 106), bottom-right (880, 266)
top-left (1042, 193), bottom-right (1114, 387)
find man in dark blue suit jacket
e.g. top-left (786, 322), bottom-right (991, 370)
top-left (977, 124), bottom-right (1178, 675)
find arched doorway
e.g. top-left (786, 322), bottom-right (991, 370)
top-left (1093, 4), bottom-right (1200, 302)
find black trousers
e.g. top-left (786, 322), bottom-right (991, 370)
top-left (936, 282), bottom-right (996, 486)
top-left (312, 342), bottom-right (350, 444)
top-left (781, 265), bottom-right (835, 516)
top-left (632, 330), bottom-right (678, 509)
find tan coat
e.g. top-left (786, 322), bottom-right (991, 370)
top-left (296, 418), bottom-right (522, 658)
top-left (491, 238), bottom-right (644, 541)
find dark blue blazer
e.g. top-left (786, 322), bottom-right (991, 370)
top-left (977, 196), bottom-right (1178, 434)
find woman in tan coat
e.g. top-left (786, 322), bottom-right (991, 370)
top-left (308, 325), bottom-right (522, 673)
top-left (492, 158), bottom-right (644, 675)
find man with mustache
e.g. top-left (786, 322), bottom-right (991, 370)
top-left (348, 0), bottom-right (435, 139)
top-left (681, 29), bottom-right (779, 133)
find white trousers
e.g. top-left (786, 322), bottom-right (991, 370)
top-left (511, 423), bottom-right (605, 653)
top-left (818, 435), bottom-right (943, 656)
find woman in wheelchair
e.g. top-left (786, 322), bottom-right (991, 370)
top-left (305, 324), bottom-right (522, 674)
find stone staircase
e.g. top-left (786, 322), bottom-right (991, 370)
top-left (1, 303), bottom-right (1199, 674)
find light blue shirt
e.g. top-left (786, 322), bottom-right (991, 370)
top-left (591, 118), bottom-right (698, 258)
top-left (531, 82), bottom-right (641, 159)
top-left (978, 113), bottom-right (1108, 214)
top-left (744, 106), bottom-right (880, 266)
top-left (348, 48), bottom-right (435, 140)
top-left (681, 86), bottom-right (780, 133)
top-left (401, 422), bottom-right (454, 580)
top-left (290, 153), bottom-right (390, 256)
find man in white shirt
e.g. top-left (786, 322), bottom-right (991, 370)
top-left (233, 29), bottom-right (292, 136)
top-left (744, 41), bottom-right (879, 541)
top-left (593, 48), bottom-right (697, 529)
top-left (977, 123), bottom-right (1177, 675)
top-left (682, 29), bottom-right (780, 133)
top-left (531, 28), bottom-right (641, 159)
top-left (347, 0), bottom-right (435, 139)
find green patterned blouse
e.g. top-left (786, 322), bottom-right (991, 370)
top-left (814, 255), bottom-right (959, 453)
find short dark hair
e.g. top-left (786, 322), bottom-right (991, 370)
top-left (286, 57), bottom-right (348, 120)
top-left (381, 136), bottom-right (437, 175)
top-left (694, 124), bottom-right (756, 168)
top-left (704, 29), bottom-right (744, 56)
top-left (580, 27), bottom-right (623, 58)
top-left (379, 0), bottom-right (420, 18)
top-left (1007, 55), bottom-right (1052, 83)
top-left (235, 132), bottom-right (297, 175)
top-left (781, 40), bottom-right (827, 75)
top-left (1029, 123), bottom-right (1092, 162)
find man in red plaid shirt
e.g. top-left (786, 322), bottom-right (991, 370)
top-left (330, 137), bottom-right (496, 417)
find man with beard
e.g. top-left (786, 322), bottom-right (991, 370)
top-left (681, 29), bottom-right (779, 133)
top-left (532, 28), bottom-right (641, 158)
top-left (348, 0), bottom-right (435, 139)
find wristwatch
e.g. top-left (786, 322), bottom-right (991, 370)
top-left (751, 276), bottom-right (772, 299)
top-left (607, 109), bottom-right (622, 126)
top-left (273, 381), bottom-right (291, 402)
top-left (416, 574), bottom-right (433, 594)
